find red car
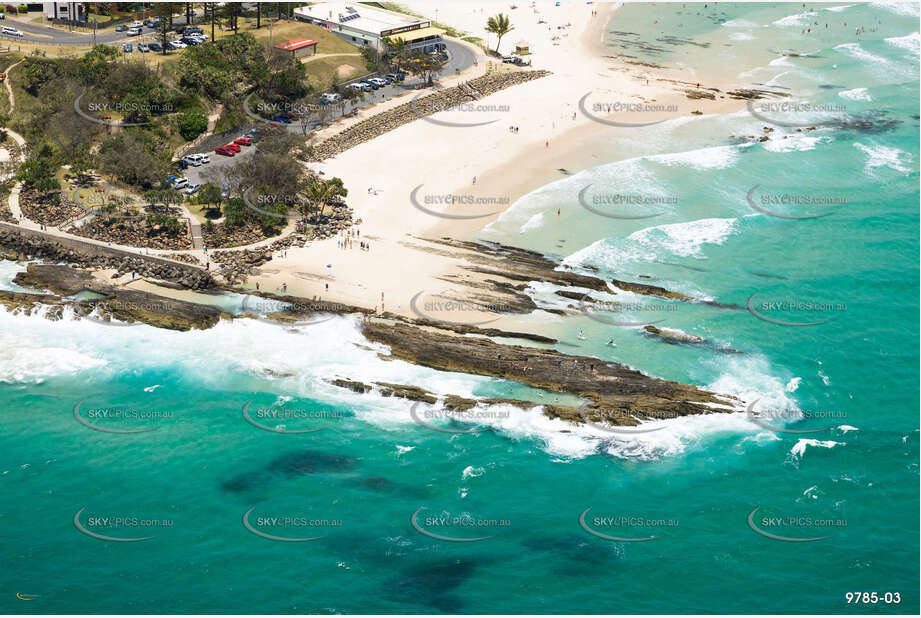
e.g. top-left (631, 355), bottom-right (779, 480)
top-left (225, 143), bottom-right (241, 153)
top-left (233, 137), bottom-right (251, 146)
top-left (214, 146), bottom-right (235, 156)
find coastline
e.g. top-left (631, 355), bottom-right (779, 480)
top-left (240, 0), bottom-right (754, 324)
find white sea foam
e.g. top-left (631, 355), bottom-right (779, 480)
top-left (837, 425), bottom-right (859, 433)
top-left (0, 336), bottom-right (107, 384)
top-left (827, 4), bottom-right (855, 11)
top-left (562, 216), bottom-right (740, 271)
top-left (854, 142), bottom-right (912, 174)
top-left (772, 12), bottom-right (814, 27)
top-left (763, 134), bottom-right (824, 153)
top-left (729, 32), bottom-right (754, 41)
top-left (143, 384), bottom-right (162, 393)
top-left (461, 465), bottom-right (485, 480)
top-left (838, 87), bottom-right (872, 101)
top-left (0, 294), bottom-right (791, 462)
top-left (649, 145), bottom-right (741, 171)
top-left (708, 356), bottom-right (799, 416)
top-left (519, 212), bottom-right (545, 233)
top-left (723, 18), bottom-right (760, 28)
top-left (0, 260), bottom-right (35, 293)
top-left (790, 438), bottom-right (843, 460)
top-left (629, 217), bottom-right (738, 258)
top-left (885, 31), bottom-right (920, 56)
top-left (834, 42), bottom-right (890, 67)
top-left (871, 1), bottom-right (921, 17)
top-left (785, 377), bottom-right (802, 392)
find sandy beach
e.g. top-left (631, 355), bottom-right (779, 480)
top-left (238, 1), bottom-right (751, 323)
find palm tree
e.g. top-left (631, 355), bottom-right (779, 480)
top-left (485, 13), bottom-right (514, 55)
top-left (302, 178), bottom-right (331, 223)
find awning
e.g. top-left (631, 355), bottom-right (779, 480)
top-left (396, 26), bottom-right (446, 43)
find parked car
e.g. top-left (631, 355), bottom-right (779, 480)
top-left (361, 80), bottom-right (379, 90)
top-left (172, 178), bottom-right (189, 189)
top-left (148, 42), bottom-right (162, 52)
top-left (182, 155), bottom-right (201, 167)
top-left (185, 184), bottom-right (200, 195)
top-left (368, 77), bottom-right (388, 87)
top-left (170, 40), bottom-right (187, 48)
top-left (143, 19), bottom-right (154, 27)
top-left (164, 175), bottom-right (177, 185)
top-left (177, 159), bottom-right (189, 171)
top-left (138, 43), bottom-right (149, 52)
top-left (346, 83), bottom-right (364, 93)
top-left (225, 143), bottom-right (241, 153)
top-left (115, 24), bottom-right (128, 32)
top-left (126, 27), bottom-right (141, 36)
top-left (214, 146), bottom-right (235, 157)
top-left (0, 12), bottom-right (5, 19)
top-left (130, 21), bottom-right (143, 29)
top-left (122, 43), bottom-right (132, 52)
top-left (233, 137), bottom-right (251, 147)
top-left (1, 26), bottom-right (24, 37)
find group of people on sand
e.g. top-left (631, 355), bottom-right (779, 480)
top-left (338, 227), bottom-right (369, 251)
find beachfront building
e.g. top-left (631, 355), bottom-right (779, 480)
top-left (293, 2), bottom-right (445, 53)
top-left (273, 38), bottom-right (319, 59)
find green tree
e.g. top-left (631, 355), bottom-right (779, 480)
top-left (154, 3), bottom-right (176, 54)
top-left (177, 109), bottom-right (208, 140)
top-left (485, 13), bottom-right (514, 54)
top-left (197, 181), bottom-right (222, 213)
top-left (382, 36), bottom-right (408, 69)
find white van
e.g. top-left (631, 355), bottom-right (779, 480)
top-left (172, 178), bottom-right (189, 189)
top-left (2, 26), bottom-right (24, 37)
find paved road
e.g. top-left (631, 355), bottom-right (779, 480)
top-left (0, 12), bottom-right (201, 46)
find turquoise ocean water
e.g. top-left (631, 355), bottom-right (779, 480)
top-left (1, 3), bottom-right (918, 614)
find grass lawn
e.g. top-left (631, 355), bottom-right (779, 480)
top-left (187, 202), bottom-right (221, 225)
top-left (302, 54), bottom-right (369, 90)
top-left (148, 18), bottom-right (361, 67)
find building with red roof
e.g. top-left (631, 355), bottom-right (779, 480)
top-left (273, 38), bottom-right (319, 59)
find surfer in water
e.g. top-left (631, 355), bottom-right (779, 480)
top-left (608, 339), bottom-right (617, 347)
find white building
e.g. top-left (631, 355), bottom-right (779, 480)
top-left (43, 2), bottom-right (87, 22)
top-left (294, 2), bottom-right (445, 53)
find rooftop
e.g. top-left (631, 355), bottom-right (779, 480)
top-left (274, 38), bottom-right (319, 51)
top-left (398, 26), bottom-right (447, 43)
top-left (294, 2), bottom-right (425, 35)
